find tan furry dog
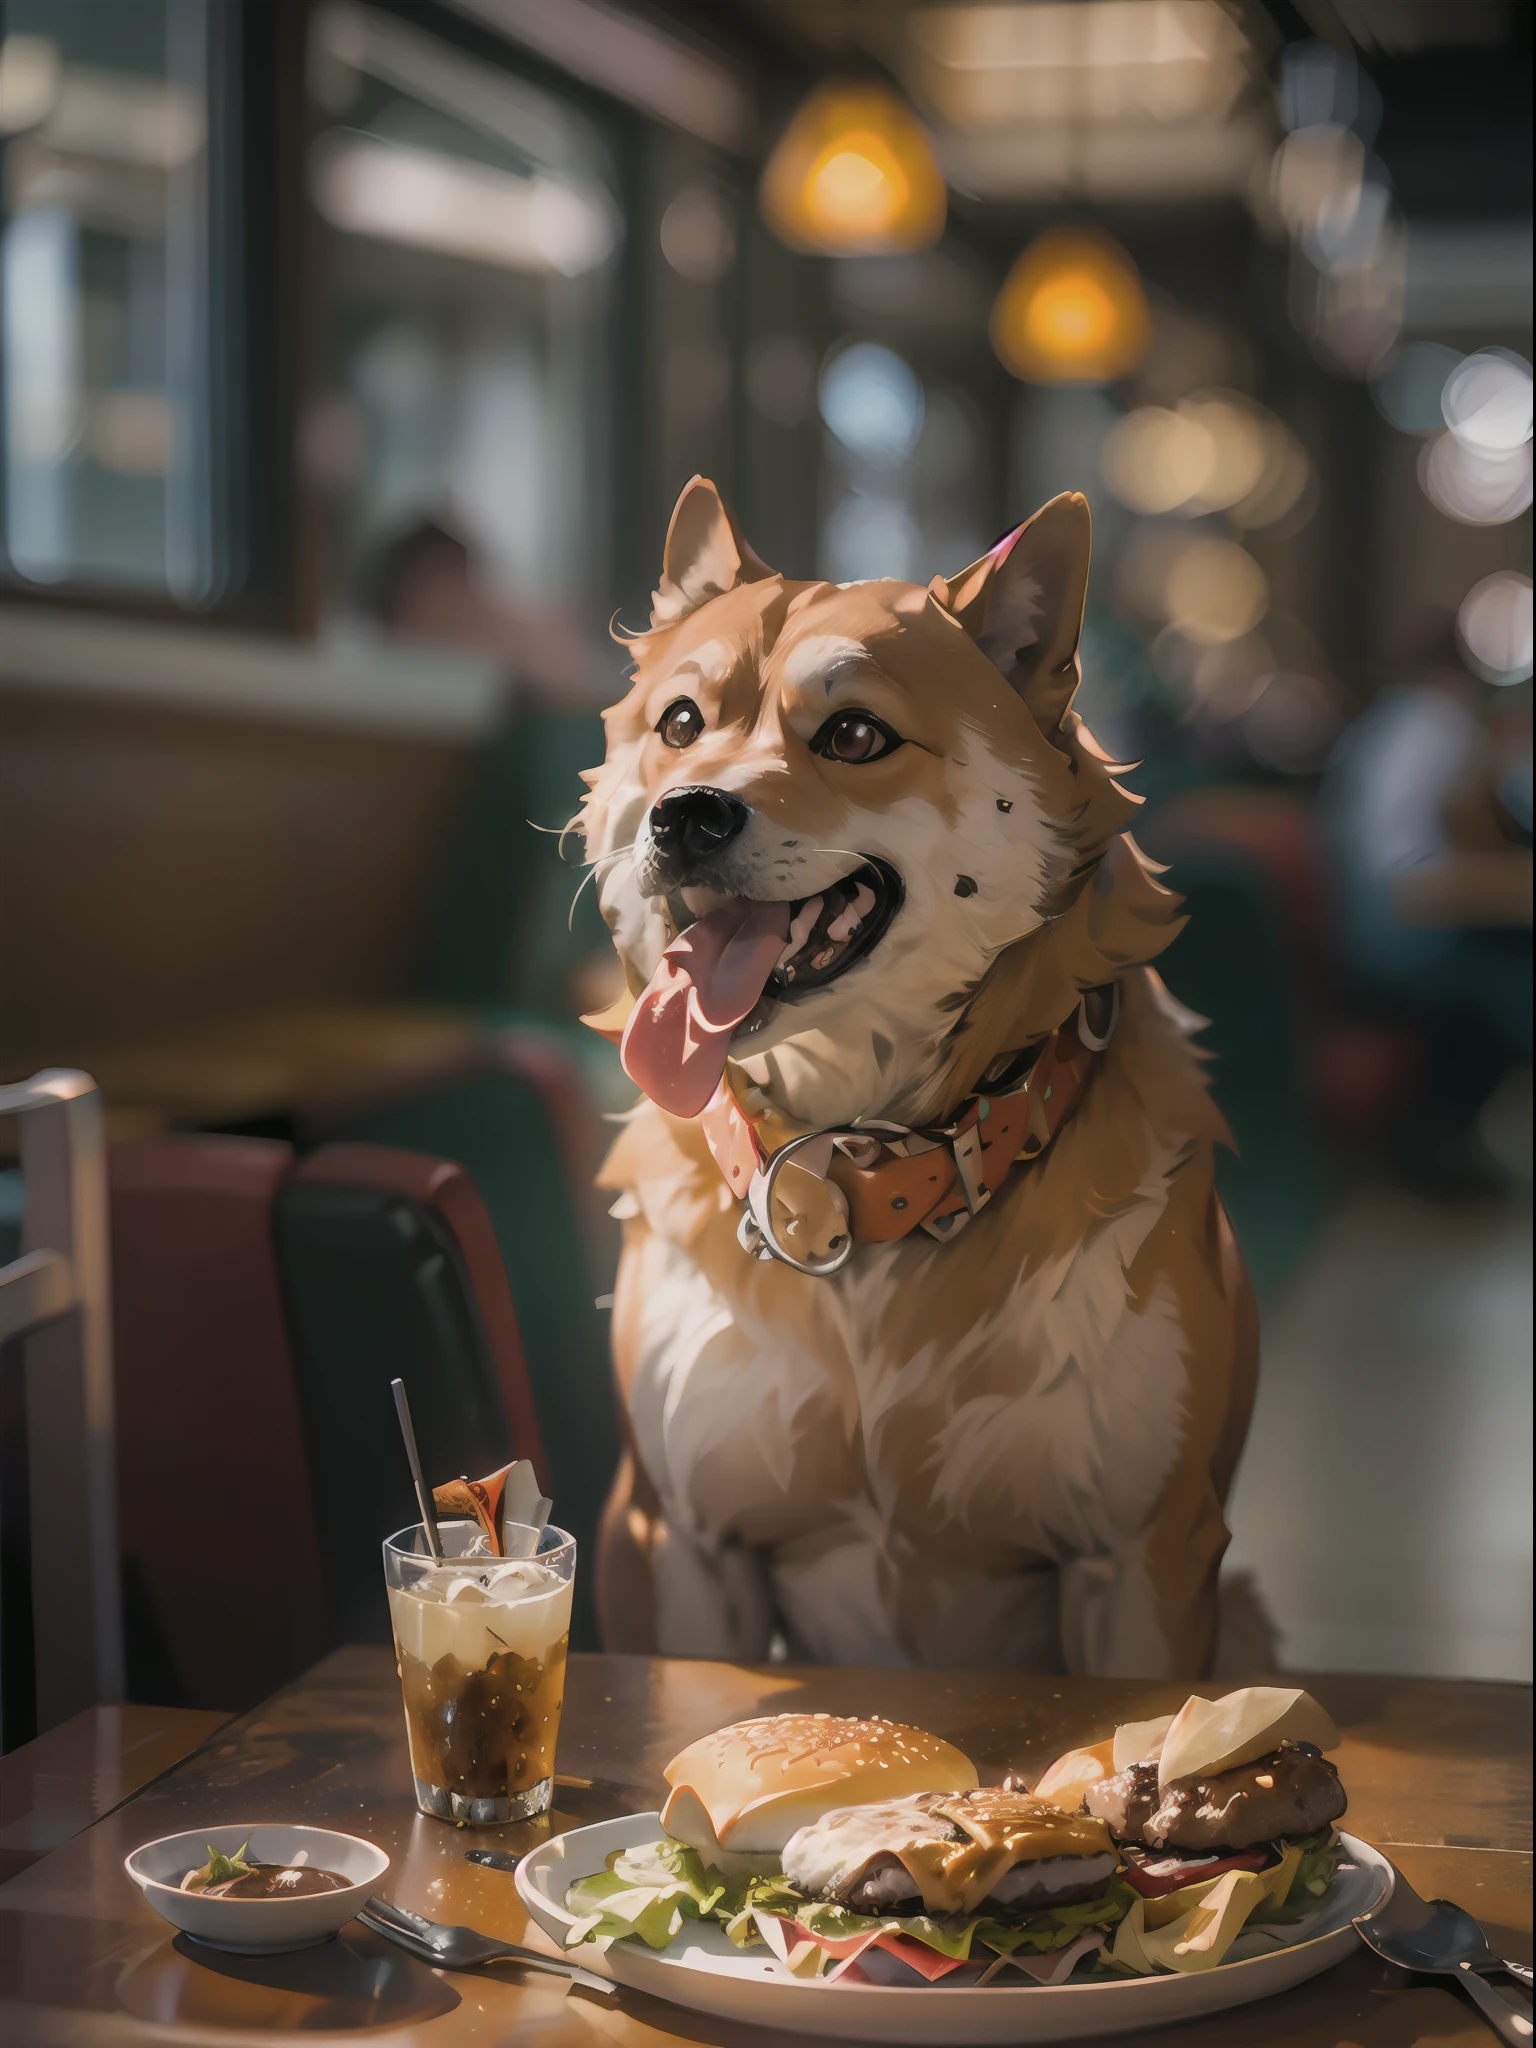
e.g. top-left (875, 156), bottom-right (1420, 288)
top-left (579, 477), bottom-right (1256, 1676)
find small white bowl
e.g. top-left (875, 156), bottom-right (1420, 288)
top-left (126, 1823), bottom-right (390, 1955)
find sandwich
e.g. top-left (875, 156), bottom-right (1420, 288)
top-left (1081, 1687), bottom-right (1344, 1888)
top-left (564, 1714), bottom-right (1134, 1979)
top-left (659, 1713), bottom-right (977, 1878)
top-left (1030, 1685), bottom-right (1350, 1975)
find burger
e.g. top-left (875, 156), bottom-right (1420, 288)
top-left (660, 1713), bottom-right (978, 1877)
top-left (565, 1713), bottom-right (1134, 1977)
top-left (1041, 1687), bottom-right (1347, 1906)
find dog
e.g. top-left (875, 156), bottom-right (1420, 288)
top-left (577, 477), bottom-right (1256, 1676)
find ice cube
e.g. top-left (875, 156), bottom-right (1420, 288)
top-left (485, 1559), bottom-right (553, 1601)
top-left (501, 1519), bottom-right (541, 1560)
top-left (443, 1574), bottom-right (493, 1605)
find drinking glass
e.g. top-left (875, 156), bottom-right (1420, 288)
top-left (383, 1520), bottom-right (575, 1824)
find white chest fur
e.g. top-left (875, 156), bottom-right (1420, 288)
top-left (624, 1146), bottom-right (1191, 1671)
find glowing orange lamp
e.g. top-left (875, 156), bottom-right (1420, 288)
top-left (761, 82), bottom-right (946, 257)
top-left (991, 229), bottom-right (1152, 383)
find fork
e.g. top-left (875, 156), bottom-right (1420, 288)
top-left (359, 1897), bottom-right (615, 1996)
top-left (1355, 1865), bottom-right (1533, 2045)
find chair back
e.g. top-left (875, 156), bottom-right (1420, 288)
top-left (108, 1135), bottom-right (330, 1711)
top-left (276, 1145), bottom-right (548, 1644)
top-left (0, 1071), bottom-right (123, 1746)
top-left (301, 1036), bottom-right (619, 1649)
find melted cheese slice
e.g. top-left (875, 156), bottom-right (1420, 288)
top-left (783, 1791), bottom-right (1115, 1918)
top-left (924, 1792), bottom-right (1115, 1915)
top-left (1112, 1846), bottom-right (1306, 1971)
top-left (1156, 1688), bottom-right (1338, 1792)
top-left (780, 1797), bottom-right (960, 1907)
top-left (1113, 1870), bottom-right (1262, 1975)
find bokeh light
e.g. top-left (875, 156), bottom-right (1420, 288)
top-left (1458, 571), bottom-right (1534, 684)
top-left (1371, 342), bottom-right (1464, 434)
top-left (1419, 432), bottom-right (1533, 526)
top-left (760, 82), bottom-right (946, 257)
top-left (1164, 536), bottom-right (1270, 643)
top-left (1101, 391), bottom-right (1310, 525)
top-left (1272, 124), bottom-right (1364, 239)
top-left (1101, 406), bottom-right (1215, 514)
top-left (1442, 349), bottom-right (1533, 455)
top-left (990, 229), bottom-right (1152, 384)
top-left (0, 30), bottom-right (60, 133)
top-left (818, 342), bottom-right (925, 464)
top-left (1278, 37), bottom-right (1380, 142)
top-left (1302, 166), bottom-right (1392, 277)
top-left (659, 183), bottom-right (735, 283)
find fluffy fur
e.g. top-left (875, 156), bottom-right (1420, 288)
top-left (579, 479), bottom-right (1257, 1675)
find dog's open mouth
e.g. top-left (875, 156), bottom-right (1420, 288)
top-left (765, 858), bottom-right (902, 999)
top-left (624, 860), bottom-right (902, 1118)
top-left (665, 857), bottom-right (902, 1003)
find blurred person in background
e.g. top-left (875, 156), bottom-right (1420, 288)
top-left (347, 512), bottom-right (623, 1033)
top-left (1324, 618), bottom-right (1532, 1200)
top-left (351, 513), bottom-right (597, 706)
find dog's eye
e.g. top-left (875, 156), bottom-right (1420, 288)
top-left (656, 698), bottom-right (704, 749)
top-left (810, 710), bottom-right (902, 764)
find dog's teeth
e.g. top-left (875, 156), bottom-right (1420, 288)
top-left (810, 946), bottom-right (836, 970)
top-left (825, 884), bottom-right (876, 945)
top-left (778, 895), bottom-right (823, 968)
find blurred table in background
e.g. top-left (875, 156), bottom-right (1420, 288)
top-left (0, 1649), bottom-right (1527, 2044)
top-left (0, 1705), bottom-right (229, 1886)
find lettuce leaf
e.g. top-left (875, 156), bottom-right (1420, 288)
top-left (970, 1878), bottom-right (1139, 1956)
top-left (562, 1838), bottom-right (726, 1951)
top-left (564, 1843), bottom-right (1133, 1962)
top-left (723, 1873), bottom-right (1134, 1962)
top-left (792, 1901), bottom-right (980, 1959)
top-left (1250, 1829), bottom-right (1344, 1926)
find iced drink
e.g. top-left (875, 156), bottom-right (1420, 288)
top-left (384, 1521), bottom-right (575, 1824)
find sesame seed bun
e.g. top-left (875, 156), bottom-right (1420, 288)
top-left (660, 1713), bottom-right (978, 1871)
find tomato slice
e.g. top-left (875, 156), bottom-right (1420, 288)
top-left (1119, 1845), bottom-right (1275, 1897)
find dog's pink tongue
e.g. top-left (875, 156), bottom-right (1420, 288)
top-left (621, 901), bottom-right (791, 1118)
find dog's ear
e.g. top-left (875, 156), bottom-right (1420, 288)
top-left (651, 476), bottom-right (774, 628)
top-left (937, 493), bottom-right (1091, 736)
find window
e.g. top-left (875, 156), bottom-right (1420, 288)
top-left (0, 0), bottom-right (227, 600)
top-left (302, 4), bottom-right (621, 638)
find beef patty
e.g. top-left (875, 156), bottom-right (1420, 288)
top-left (1085, 1742), bottom-right (1346, 1852)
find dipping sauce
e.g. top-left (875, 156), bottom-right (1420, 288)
top-left (180, 1861), bottom-right (351, 1900)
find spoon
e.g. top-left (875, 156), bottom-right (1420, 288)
top-left (1355, 1865), bottom-right (1533, 2044)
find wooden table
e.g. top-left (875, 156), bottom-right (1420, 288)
top-left (0, 1649), bottom-right (1528, 2045)
top-left (0, 1704), bottom-right (231, 1887)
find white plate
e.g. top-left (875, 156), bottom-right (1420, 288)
top-left (516, 1812), bottom-right (1392, 2045)
top-left (126, 1823), bottom-right (390, 1955)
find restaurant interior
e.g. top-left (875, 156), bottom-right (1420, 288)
top-left (0, 1), bottom-right (1530, 2038)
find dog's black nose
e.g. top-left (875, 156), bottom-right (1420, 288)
top-left (649, 786), bottom-right (750, 870)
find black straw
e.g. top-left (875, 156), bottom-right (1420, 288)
top-left (391, 1378), bottom-right (442, 1559)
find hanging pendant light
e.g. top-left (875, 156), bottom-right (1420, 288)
top-left (761, 82), bottom-right (946, 258)
top-left (991, 228), bottom-right (1152, 384)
